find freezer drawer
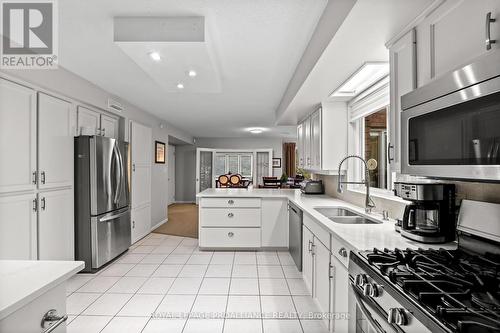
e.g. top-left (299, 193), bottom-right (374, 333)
top-left (91, 208), bottom-right (131, 269)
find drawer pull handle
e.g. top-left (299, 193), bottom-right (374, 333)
top-left (228, 199), bottom-right (234, 205)
top-left (41, 309), bottom-right (68, 333)
top-left (228, 232), bottom-right (234, 237)
top-left (338, 247), bottom-right (348, 257)
top-left (228, 213), bottom-right (234, 218)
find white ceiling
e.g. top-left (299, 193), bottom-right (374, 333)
top-left (58, 0), bottom-right (327, 138)
top-left (276, 0), bottom-right (434, 124)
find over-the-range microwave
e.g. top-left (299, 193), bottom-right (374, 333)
top-left (401, 49), bottom-right (500, 182)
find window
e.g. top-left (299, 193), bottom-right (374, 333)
top-left (347, 76), bottom-right (392, 193)
top-left (214, 153), bottom-right (253, 178)
top-left (363, 108), bottom-right (388, 189)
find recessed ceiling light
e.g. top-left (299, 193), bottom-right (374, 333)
top-left (177, 83), bottom-right (184, 89)
top-left (330, 62), bottom-right (389, 98)
top-left (188, 70), bottom-right (197, 77)
top-left (248, 127), bottom-right (265, 134)
top-left (149, 51), bottom-right (161, 61)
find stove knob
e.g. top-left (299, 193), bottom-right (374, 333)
top-left (388, 308), bottom-right (408, 326)
top-left (369, 283), bottom-right (381, 298)
top-left (355, 274), bottom-right (367, 287)
top-left (362, 283), bottom-right (372, 296)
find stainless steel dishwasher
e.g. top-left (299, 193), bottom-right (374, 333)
top-left (288, 202), bottom-right (303, 271)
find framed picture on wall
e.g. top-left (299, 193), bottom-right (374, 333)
top-left (272, 158), bottom-right (281, 168)
top-left (155, 141), bottom-right (166, 164)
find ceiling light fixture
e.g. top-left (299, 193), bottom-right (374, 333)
top-left (188, 70), bottom-right (197, 77)
top-left (330, 62), bottom-right (389, 98)
top-left (177, 83), bottom-right (184, 89)
top-left (248, 127), bottom-right (265, 134)
top-left (149, 51), bottom-right (161, 61)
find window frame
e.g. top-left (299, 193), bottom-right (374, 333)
top-left (214, 152), bottom-right (254, 179)
top-left (346, 76), bottom-right (396, 197)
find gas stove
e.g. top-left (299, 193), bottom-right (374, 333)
top-left (348, 200), bottom-right (500, 333)
top-left (361, 247), bottom-right (500, 332)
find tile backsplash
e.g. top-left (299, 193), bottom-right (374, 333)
top-left (316, 174), bottom-right (500, 220)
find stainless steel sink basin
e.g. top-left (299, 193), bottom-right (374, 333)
top-left (314, 207), bottom-right (358, 217)
top-left (314, 207), bottom-right (381, 224)
top-left (328, 216), bottom-right (380, 224)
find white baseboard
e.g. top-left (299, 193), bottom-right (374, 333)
top-left (174, 201), bottom-right (196, 204)
top-left (151, 218), bottom-right (168, 231)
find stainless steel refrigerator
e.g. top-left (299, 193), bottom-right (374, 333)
top-left (75, 136), bottom-right (131, 272)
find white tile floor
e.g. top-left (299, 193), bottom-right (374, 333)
top-left (66, 233), bottom-right (328, 333)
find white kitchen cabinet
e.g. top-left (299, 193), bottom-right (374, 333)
top-left (310, 109), bottom-right (321, 170)
top-left (0, 283), bottom-right (67, 333)
top-left (261, 198), bottom-right (288, 247)
top-left (100, 114), bottom-right (119, 139)
top-left (131, 204), bottom-right (152, 243)
top-left (297, 103), bottom-right (347, 172)
top-left (77, 106), bottom-right (100, 136)
top-left (314, 239), bottom-right (332, 329)
top-left (130, 121), bottom-right (152, 243)
top-left (0, 78), bottom-right (36, 194)
top-left (38, 189), bottom-right (74, 260)
top-left (388, 29), bottom-right (417, 174)
top-left (303, 117), bottom-right (312, 169)
top-left (297, 123), bottom-right (305, 168)
top-left (0, 193), bottom-right (37, 260)
top-left (38, 93), bottom-right (75, 190)
top-left (302, 226), bottom-right (314, 294)
top-left (331, 255), bottom-right (349, 332)
top-left (417, 0), bottom-right (500, 85)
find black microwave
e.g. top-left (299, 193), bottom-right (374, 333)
top-left (400, 49), bottom-right (500, 182)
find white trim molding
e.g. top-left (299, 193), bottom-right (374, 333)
top-left (151, 218), bottom-right (168, 231)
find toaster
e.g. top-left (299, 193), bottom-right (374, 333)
top-left (300, 180), bottom-right (325, 194)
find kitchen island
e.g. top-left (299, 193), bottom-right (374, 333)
top-left (197, 188), bottom-right (456, 252)
top-left (0, 260), bottom-right (84, 333)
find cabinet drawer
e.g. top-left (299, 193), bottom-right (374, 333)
top-left (331, 234), bottom-right (349, 268)
top-left (200, 227), bottom-right (261, 248)
top-left (200, 197), bottom-right (261, 208)
top-left (303, 213), bottom-right (330, 250)
top-left (200, 208), bottom-right (261, 227)
top-left (0, 282), bottom-right (66, 333)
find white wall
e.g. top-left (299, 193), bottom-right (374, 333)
top-left (1, 67), bottom-right (193, 229)
top-left (175, 144), bottom-right (197, 203)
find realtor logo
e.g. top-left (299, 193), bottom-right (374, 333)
top-left (1, 0), bottom-right (58, 69)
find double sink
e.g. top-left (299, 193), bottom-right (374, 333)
top-left (314, 207), bottom-right (381, 224)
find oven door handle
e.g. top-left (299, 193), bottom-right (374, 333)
top-left (350, 282), bottom-right (401, 333)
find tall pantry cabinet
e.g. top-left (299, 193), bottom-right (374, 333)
top-left (0, 77), bottom-right (75, 260)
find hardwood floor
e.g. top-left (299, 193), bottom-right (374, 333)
top-left (154, 203), bottom-right (199, 238)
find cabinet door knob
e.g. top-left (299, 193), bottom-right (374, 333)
top-left (227, 232), bottom-right (234, 238)
top-left (228, 199), bottom-right (234, 205)
top-left (486, 12), bottom-right (496, 50)
top-left (41, 197), bottom-right (46, 211)
top-left (387, 143), bottom-right (394, 163)
top-left (40, 171), bottom-right (46, 184)
top-left (32, 171), bottom-right (37, 185)
top-left (338, 247), bottom-right (348, 257)
top-left (41, 309), bottom-right (68, 333)
top-left (227, 213), bottom-right (234, 218)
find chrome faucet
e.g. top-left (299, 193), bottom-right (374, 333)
top-left (337, 155), bottom-right (376, 214)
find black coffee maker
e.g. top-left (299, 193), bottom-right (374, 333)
top-left (394, 182), bottom-right (456, 243)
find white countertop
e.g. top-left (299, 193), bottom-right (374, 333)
top-left (0, 260), bottom-right (84, 320)
top-left (197, 188), bottom-right (457, 252)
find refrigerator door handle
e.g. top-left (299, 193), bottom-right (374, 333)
top-left (113, 143), bottom-right (122, 205)
top-left (99, 208), bottom-right (129, 222)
